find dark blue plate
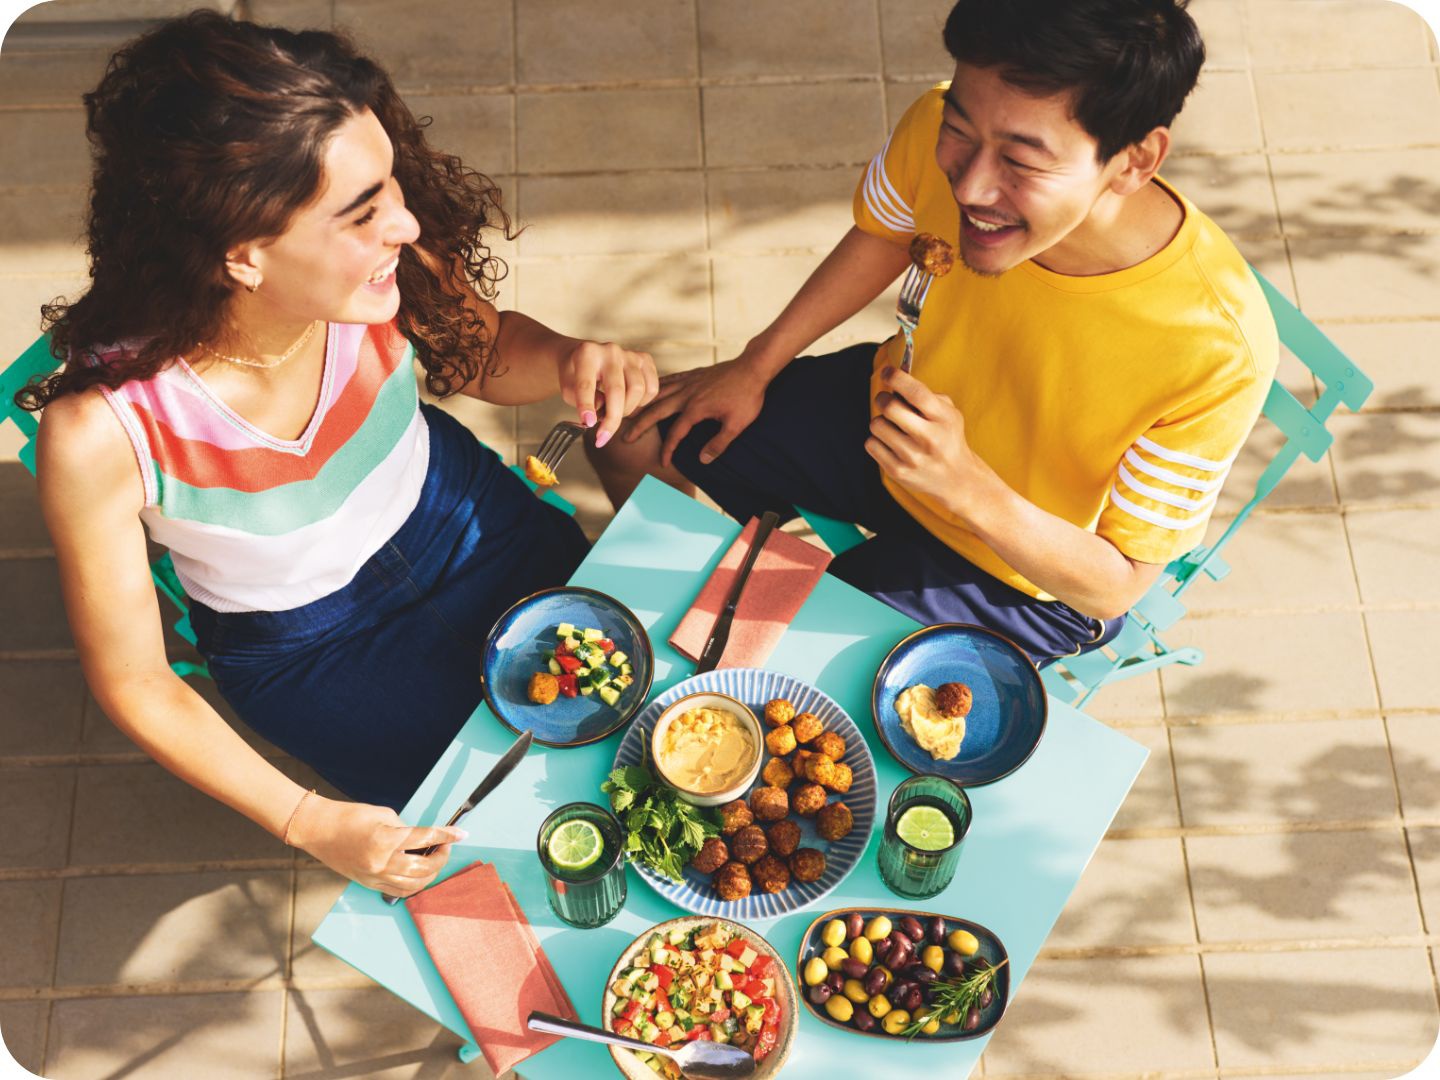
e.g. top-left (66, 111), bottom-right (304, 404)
top-left (481, 586), bottom-right (654, 748)
top-left (871, 624), bottom-right (1046, 786)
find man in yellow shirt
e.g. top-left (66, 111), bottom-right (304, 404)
top-left (594, 0), bottom-right (1278, 665)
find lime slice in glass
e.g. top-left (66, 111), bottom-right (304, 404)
top-left (547, 819), bottom-right (604, 871)
top-left (896, 805), bottom-right (955, 851)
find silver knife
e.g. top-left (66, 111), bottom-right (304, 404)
top-left (694, 511), bottom-right (780, 674)
top-left (383, 728), bottom-right (534, 904)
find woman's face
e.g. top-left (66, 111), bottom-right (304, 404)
top-left (240, 107), bottom-right (420, 325)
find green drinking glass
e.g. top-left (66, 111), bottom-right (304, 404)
top-left (877, 774), bottom-right (972, 900)
top-left (537, 802), bottom-right (627, 928)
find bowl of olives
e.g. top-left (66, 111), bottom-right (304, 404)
top-left (794, 907), bottom-right (1009, 1041)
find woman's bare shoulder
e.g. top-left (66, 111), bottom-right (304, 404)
top-left (36, 388), bottom-right (145, 514)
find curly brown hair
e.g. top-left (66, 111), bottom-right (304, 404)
top-left (16, 9), bottom-right (511, 412)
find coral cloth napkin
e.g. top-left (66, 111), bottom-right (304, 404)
top-left (406, 861), bottom-right (577, 1076)
top-left (670, 516), bottom-right (832, 670)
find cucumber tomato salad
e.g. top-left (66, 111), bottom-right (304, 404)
top-left (609, 922), bottom-right (783, 1077)
top-left (545, 622), bottom-right (634, 707)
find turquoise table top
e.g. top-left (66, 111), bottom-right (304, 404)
top-left (313, 477), bottom-right (1148, 1078)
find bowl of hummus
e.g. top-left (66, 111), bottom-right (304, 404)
top-left (651, 692), bottom-right (763, 807)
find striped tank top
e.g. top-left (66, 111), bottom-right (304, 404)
top-left (97, 320), bottom-right (430, 613)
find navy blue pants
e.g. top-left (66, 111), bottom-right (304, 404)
top-left (660, 344), bottom-right (1123, 666)
top-left (191, 405), bottom-right (591, 810)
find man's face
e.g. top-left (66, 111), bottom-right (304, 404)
top-left (935, 62), bottom-right (1129, 276)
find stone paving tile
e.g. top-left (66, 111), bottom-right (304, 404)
top-left (1365, 610), bottom-right (1440, 714)
top-left (1183, 511), bottom-right (1358, 614)
top-left (517, 0), bottom-right (697, 84)
top-left (1234, 233), bottom-right (1298, 302)
top-left (0, 659), bottom-right (85, 757)
top-left (1214, 432), bottom-right (1339, 517)
top-left (698, 0), bottom-right (880, 78)
top-left (1257, 69), bottom-right (1440, 151)
top-left (517, 88), bottom-right (701, 175)
top-left (1046, 836), bottom-right (1195, 949)
top-left (981, 953), bottom-right (1215, 1075)
top-left (0, 46), bottom-right (111, 108)
top-left (1412, 825), bottom-right (1440, 932)
top-left (1172, 717), bottom-right (1398, 828)
top-left (0, 185), bottom-right (90, 277)
top-left (284, 987), bottom-right (477, 1079)
top-left (0, 110), bottom-right (89, 189)
top-left (0, 272), bottom-right (87, 374)
top-left (403, 92), bottom-right (514, 179)
top-left (1162, 152), bottom-right (1282, 238)
top-left (1290, 233), bottom-right (1440, 321)
top-left (1247, 0), bottom-right (1434, 69)
top-left (712, 251), bottom-right (895, 346)
top-left (47, 990), bottom-right (283, 1080)
top-left (291, 866), bottom-right (358, 982)
top-left (68, 762), bottom-right (285, 867)
top-left (702, 82), bottom-right (886, 168)
top-left (1189, 0), bottom-right (1249, 70)
top-left (1205, 947), bottom-right (1438, 1070)
top-left (1109, 724), bottom-right (1183, 832)
top-left (0, 461), bottom-right (51, 550)
top-left (1086, 669), bottom-right (1164, 723)
top-left (1321, 320), bottom-right (1440, 413)
top-left (514, 255), bottom-right (712, 345)
top-left (1346, 507), bottom-right (1440, 606)
top-left (248, 0), bottom-right (334, 29)
top-left (0, 878), bottom-right (62, 988)
top-left (1186, 828), bottom-right (1421, 942)
top-left (0, 1001), bottom-right (48, 1078)
top-left (55, 870), bottom-right (290, 989)
top-left (879, 0), bottom-right (955, 78)
top-left (1330, 411), bottom-right (1440, 507)
top-left (517, 171), bottom-right (708, 256)
top-left (1170, 69), bottom-right (1263, 154)
top-left (1386, 714), bottom-right (1440, 820)
top-left (335, 0), bottom-right (512, 90)
top-left (1270, 148), bottom-right (1440, 236)
top-left (706, 166), bottom-right (857, 253)
top-left (0, 765), bottom-right (75, 871)
top-left (1159, 611), bottom-right (1377, 717)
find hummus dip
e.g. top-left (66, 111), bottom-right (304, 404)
top-left (896, 684), bottom-right (966, 761)
top-left (658, 706), bottom-right (756, 794)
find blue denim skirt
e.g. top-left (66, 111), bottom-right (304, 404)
top-left (190, 404), bottom-right (590, 811)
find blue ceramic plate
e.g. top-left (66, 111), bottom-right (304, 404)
top-left (612, 669), bottom-right (877, 920)
top-left (871, 624), bottom-right (1046, 786)
top-left (481, 586), bottom-right (654, 748)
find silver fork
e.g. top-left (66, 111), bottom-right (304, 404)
top-left (532, 420), bottom-right (586, 477)
top-left (895, 262), bottom-right (935, 373)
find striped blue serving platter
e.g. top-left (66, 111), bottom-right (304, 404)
top-left (612, 668), bottom-right (877, 920)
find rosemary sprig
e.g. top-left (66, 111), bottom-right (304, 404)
top-left (901, 957), bottom-right (1009, 1039)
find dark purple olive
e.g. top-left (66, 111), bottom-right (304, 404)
top-left (943, 951), bottom-right (967, 978)
top-left (964, 1006), bottom-right (981, 1031)
top-left (825, 971), bottom-right (845, 993)
top-left (900, 985), bottom-right (925, 1012)
top-left (808, 983), bottom-right (834, 1005)
top-left (973, 956), bottom-right (991, 971)
top-left (906, 964), bottom-right (938, 985)
top-left (899, 915), bottom-right (925, 942)
top-left (841, 958), bottom-right (869, 980)
top-left (887, 933), bottom-right (913, 967)
top-left (874, 936), bottom-right (894, 965)
top-left (853, 1010), bottom-right (877, 1032)
top-left (926, 916), bottom-right (946, 945)
top-left (980, 987), bottom-right (994, 1009)
top-left (845, 912), bottom-right (865, 941)
top-left (862, 967), bottom-right (889, 996)
top-left (890, 978), bottom-right (916, 1002)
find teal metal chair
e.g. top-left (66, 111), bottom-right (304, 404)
top-left (797, 267), bottom-right (1375, 710)
top-left (1, 332), bottom-right (576, 682)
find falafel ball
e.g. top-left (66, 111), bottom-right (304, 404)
top-left (936, 681), bottom-right (974, 719)
top-left (792, 781), bottom-right (828, 817)
top-left (812, 730), bottom-right (846, 761)
top-left (789, 847), bottom-right (827, 883)
top-left (527, 672), bottom-right (559, 705)
top-left (764, 725), bottom-right (798, 757)
top-left (804, 753), bottom-right (838, 788)
top-left (823, 761), bottom-right (853, 794)
top-left (763, 698), bottom-right (796, 727)
top-left (714, 861), bottom-right (752, 901)
top-left (690, 836), bottom-right (730, 874)
top-left (752, 854), bottom-right (791, 894)
top-left (750, 784), bottom-right (789, 822)
top-left (816, 801), bottom-right (855, 842)
top-left (766, 818), bottom-right (801, 857)
top-left (730, 824), bottom-right (769, 864)
top-left (791, 712), bottom-right (824, 744)
top-left (761, 756), bottom-right (795, 789)
top-left (792, 749), bottom-right (814, 779)
top-left (719, 798), bottom-right (754, 836)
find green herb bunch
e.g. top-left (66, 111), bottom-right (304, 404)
top-left (902, 957), bottom-right (1009, 1039)
top-left (601, 751), bottom-right (720, 882)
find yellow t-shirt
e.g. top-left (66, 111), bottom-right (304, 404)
top-left (853, 86), bottom-right (1278, 600)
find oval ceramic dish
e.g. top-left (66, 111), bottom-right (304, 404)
top-left (612, 668), bottom-right (877, 919)
top-left (482, 586), bottom-right (655, 747)
top-left (871, 623), bottom-right (1046, 786)
top-left (795, 906), bottom-right (1010, 1041)
top-left (602, 916), bottom-right (798, 1080)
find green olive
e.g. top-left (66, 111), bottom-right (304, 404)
top-left (821, 946), bottom-right (848, 969)
top-left (848, 936), bottom-right (874, 965)
top-left (915, 1007), bottom-right (941, 1035)
top-left (821, 919), bottom-right (847, 948)
top-left (803, 957), bottom-right (829, 986)
top-left (843, 978), bottom-right (869, 1004)
top-left (881, 1008), bottom-right (911, 1035)
top-left (825, 994), bottom-right (855, 1023)
top-left (922, 945), bottom-right (945, 973)
top-left (867, 993), bottom-right (892, 1018)
top-left (947, 929), bottom-right (979, 956)
top-left (864, 916), bottom-right (893, 942)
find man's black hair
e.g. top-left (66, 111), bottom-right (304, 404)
top-left (942, 0), bottom-right (1206, 161)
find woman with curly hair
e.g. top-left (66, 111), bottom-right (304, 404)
top-left (19, 11), bottom-right (658, 897)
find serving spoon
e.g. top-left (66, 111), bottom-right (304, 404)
top-left (527, 1010), bottom-right (757, 1079)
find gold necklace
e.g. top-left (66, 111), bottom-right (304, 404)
top-left (198, 320), bottom-right (320, 370)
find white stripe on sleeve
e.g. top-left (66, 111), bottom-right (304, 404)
top-left (1117, 462), bottom-right (1219, 512)
top-left (1136, 434), bottom-right (1235, 472)
top-left (863, 159), bottom-right (913, 232)
top-left (1108, 485), bottom-right (1209, 531)
top-left (1123, 448), bottom-right (1226, 493)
